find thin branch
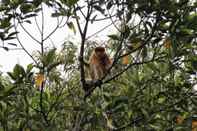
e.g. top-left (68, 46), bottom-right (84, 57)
top-left (74, 5), bottom-right (83, 37)
top-left (39, 5), bottom-right (49, 126)
top-left (13, 18), bottom-right (38, 65)
top-left (118, 18), bottom-right (157, 59)
top-left (90, 14), bottom-right (117, 22)
top-left (41, 4), bottom-right (44, 47)
top-left (104, 56), bottom-right (163, 84)
top-left (0, 46), bottom-right (23, 50)
top-left (86, 20), bottom-right (118, 40)
top-left (39, 82), bottom-right (50, 126)
top-left (105, 4), bottom-right (121, 32)
top-left (34, 16), bottom-right (42, 34)
top-left (76, 1), bottom-right (93, 90)
top-left (105, 17), bottom-right (159, 83)
top-left (17, 18), bottom-right (41, 44)
top-left (76, 3), bottom-right (86, 19)
top-left (43, 16), bottom-right (68, 41)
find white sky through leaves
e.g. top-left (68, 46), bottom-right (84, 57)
top-left (0, 4), bottom-right (115, 73)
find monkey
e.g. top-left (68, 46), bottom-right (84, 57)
top-left (82, 47), bottom-right (112, 99)
top-left (88, 46), bottom-right (112, 80)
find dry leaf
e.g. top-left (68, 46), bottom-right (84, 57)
top-left (164, 38), bottom-right (171, 48)
top-left (35, 73), bottom-right (44, 87)
top-left (192, 120), bottom-right (197, 131)
top-left (122, 55), bottom-right (129, 65)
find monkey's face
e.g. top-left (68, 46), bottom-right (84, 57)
top-left (95, 51), bottom-right (106, 59)
top-left (94, 47), bottom-right (106, 58)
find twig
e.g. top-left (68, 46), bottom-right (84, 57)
top-left (13, 17), bottom-right (38, 65)
top-left (90, 14), bottom-right (117, 22)
top-left (34, 16), bottom-right (42, 34)
top-left (86, 20), bottom-right (118, 40)
top-left (104, 56), bottom-right (163, 84)
top-left (17, 18), bottom-right (41, 44)
top-left (43, 16), bottom-right (68, 41)
top-left (39, 82), bottom-right (50, 126)
top-left (39, 5), bottom-right (50, 126)
top-left (75, 1), bottom-right (93, 90)
top-left (105, 3), bottom-right (121, 32)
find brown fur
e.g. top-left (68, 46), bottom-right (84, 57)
top-left (88, 47), bottom-right (112, 80)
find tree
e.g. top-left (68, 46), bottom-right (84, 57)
top-left (0, 0), bottom-right (196, 130)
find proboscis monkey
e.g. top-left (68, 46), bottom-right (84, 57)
top-left (88, 47), bottom-right (112, 80)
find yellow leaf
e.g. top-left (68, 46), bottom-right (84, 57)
top-left (192, 120), bottom-right (197, 131)
top-left (122, 55), bottom-right (129, 65)
top-left (35, 73), bottom-right (44, 87)
top-left (164, 38), bottom-right (171, 48)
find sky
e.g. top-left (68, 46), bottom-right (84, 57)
top-left (0, 4), bottom-right (116, 73)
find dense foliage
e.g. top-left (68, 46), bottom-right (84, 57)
top-left (0, 0), bottom-right (197, 130)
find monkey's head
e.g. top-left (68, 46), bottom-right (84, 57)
top-left (94, 47), bottom-right (106, 58)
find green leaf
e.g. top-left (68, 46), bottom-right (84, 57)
top-left (32, 0), bottom-right (42, 7)
top-left (129, 37), bottom-right (141, 43)
top-left (26, 63), bottom-right (34, 73)
top-left (7, 72), bottom-right (17, 80)
top-left (106, 1), bottom-right (113, 9)
top-left (24, 14), bottom-right (37, 19)
top-left (7, 31), bottom-right (18, 37)
top-left (2, 47), bottom-right (9, 51)
top-left (121, 25), bottom-right (130, 37)
top-left (142, 46), bottom-right (147, 59)
top-left (113, 96), bottom-right (129, 107)
top-left (91, 15), bottom-right (97, 23)
top-left (179, 28), bottom-right (193, 36)
top-left (112, 104), bottom-right (125, 113)
top-left (0, 32), bottom-right (5, 40)
top-left (51, 12), bottom-right (62, 17)
top-left (13, 64), bottom-right (26, 79)
top-left (67, 22), bottom-right (76, 34)
top-left (149, 124), bottom-right (162, 130)
top-left (186, 13), bottom-right (197, 29)
top-left (158, 96), bottom-right (165, 104)
top-left (0, 82), bottom-right (4, 90)
top-left (141, 108), bottom-right (149, 118)
top-left (4, 36), bottom-right (16, 40)
top-left (108, 34), bottom-right (119, 40)
top-left (93, 5), bottom-right (105, 14)
top-left (0, 18), bottom-right (11, 28)
top-left (66, 0), bottom-right (78, 6)
top-left (20, 3), bottom-right (33, 14)
top-left (42, 48), bottom-right (56, 67)
top-left (7, 43), bottom-right (17, 46)
top-left (24, 20), bottom-right (32, 24)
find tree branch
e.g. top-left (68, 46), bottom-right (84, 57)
top-left (13, 17), bottom-right (38, 65)
top-left (75, 1), bottom-right (93, 91)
